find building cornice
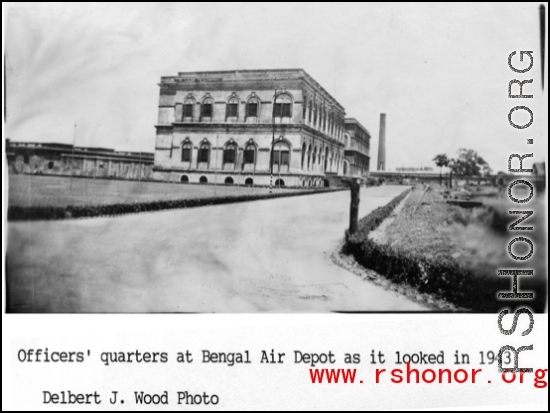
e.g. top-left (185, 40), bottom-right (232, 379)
top-left (159, 69), bottom-right (346, 113)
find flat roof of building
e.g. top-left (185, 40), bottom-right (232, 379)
top-left (7, 141), bottom-right (154, 158)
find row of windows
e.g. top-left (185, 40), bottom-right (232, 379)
top-left (174, 93), bottom-right (344, 142)
top-left (180, 101), bottom-right (342, 134)
top-left (179, 140), bottom-right (343, 173)
top-left (180, 141), bottom-right (291, 167)
top-left (179, 95), bottom-right (292, 121)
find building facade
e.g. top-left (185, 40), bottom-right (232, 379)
top-left (153, 69), bottom-right (348, 187)
top-left (343, 118), bottom-right (370, 179)
top-left (6, 140), bottom-right (154, 180)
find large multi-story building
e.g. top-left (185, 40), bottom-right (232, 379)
top-left (153, 69), bottom-right (349, 187)
top-left (343, 118), bottom-right (370, 179)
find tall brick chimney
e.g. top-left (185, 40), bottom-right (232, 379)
top-left (377, 113), bottom-right (386, 171)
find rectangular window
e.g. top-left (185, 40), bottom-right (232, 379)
top-left (181, 148), bottom-right (191, 162)
top-left (201, 104), bottom-right (213, 118)
top-left (198, 149), bottom-right (209, 163)
top-left (223, 149), bottom-right (236, 164)
top-left (273, 151), bottom-right (290, 166)
top-left (282, 103), bottom-right (291, 117)
top-left (244, 149), bottom-right (255, 164)
top-left (184, 104), bottom-right (194, 118)
top-left (274, 103), bottom-right (282, 117)
top-left (247, 103), bottom-right (258, 118)
top-left (274, 103), bottom-right (291, 117)
top-left (226, 103), bottom-right (238, 118)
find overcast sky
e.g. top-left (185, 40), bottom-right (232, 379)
top-left (3, 2), bottom-right (547, 172)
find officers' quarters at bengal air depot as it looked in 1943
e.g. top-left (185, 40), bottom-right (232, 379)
top-left (152, 69), bottom-right (371, 187)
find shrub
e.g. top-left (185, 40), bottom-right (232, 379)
top-left (342, 188), bottom-right (530, 312)
top-left (8, 187), bottom-right (346, 221)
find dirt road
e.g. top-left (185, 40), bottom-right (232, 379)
top-left (7, 185), bottom-right (428, 312)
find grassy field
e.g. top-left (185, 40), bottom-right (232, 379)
top-left (381, 187), bottom-right (465, 261)
top-left (8, 174), bottom-right (292, 208)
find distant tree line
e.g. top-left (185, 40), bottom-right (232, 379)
top-left (432, 149), bottom-right (492, 177)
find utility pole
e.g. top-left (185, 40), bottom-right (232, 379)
top-left (349, 178), bottom-right (360, 236)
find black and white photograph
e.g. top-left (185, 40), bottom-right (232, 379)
top-left (4, 2), bottom-right (547, 314)
top-left (2, 2), bottom-right (548, 410)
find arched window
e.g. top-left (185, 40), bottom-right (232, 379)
top-left (223, 142), bottom-right (237, 164)
top-left (324, 147), bottom-right (329, 171)
top-left (226, 97), bottom-right (239, 119)
top-left (274, 93), bottom-right (292, 118)
top-left (245, 177), bottom-right (254, 186)
top-left (201, 97), bottom-right (213, 119)
top-left (183, 98), bottom-right (195, 119)
top-left (198, 141), bottom-right (210, 163)
top-left (243, 142), bottom-right (256, 165)
top-left (308, 101), bottom-right (312, 123)
top-left (246, 96), bottom-right (260, 119)
top-left (181, 142), bottom-right (192, 162)
top-left (272, 141), bottom-right (290, 170)
top-left (301, 143), bottom-right (306, 169)
top-left (180, 175), bottom-right (189, 183)
top-left (275, 178), bottom-right (285, 187)
top-left (199, 176), bottom-right (208, 183)
top-left (307, 144), bottom-right (312, 170)
top-left (224, 176), bottom-right (234, 185)
top-left (302, 95), bottom-right (307, 119)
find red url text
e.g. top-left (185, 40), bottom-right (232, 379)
top-left (309, 363), bottom-right (547, 387)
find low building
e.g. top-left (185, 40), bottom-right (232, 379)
top-left (343, 118), bottom-right (370, 180)
top-left (6, 140), bottom-right (154, 180)
top-left (153, 69), bottom-right (348, 187)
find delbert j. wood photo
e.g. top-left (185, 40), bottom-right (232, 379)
top-left (3, 3), bottom-right (547, 313)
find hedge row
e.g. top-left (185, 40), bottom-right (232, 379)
top-left (343, 188), bottom-right (542, 312)
top-left (8, 188), bottom-right (344, 221)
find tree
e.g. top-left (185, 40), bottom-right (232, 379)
top-left (449, 148), bottom-right (491, 176)
top-left (432, 154), bottom-right (450, 175)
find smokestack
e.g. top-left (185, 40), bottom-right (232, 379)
top-left (377, 113), bottom-right (386, 171)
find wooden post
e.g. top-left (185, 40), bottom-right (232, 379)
top-left (349, 178), bottom-right (360, 235)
